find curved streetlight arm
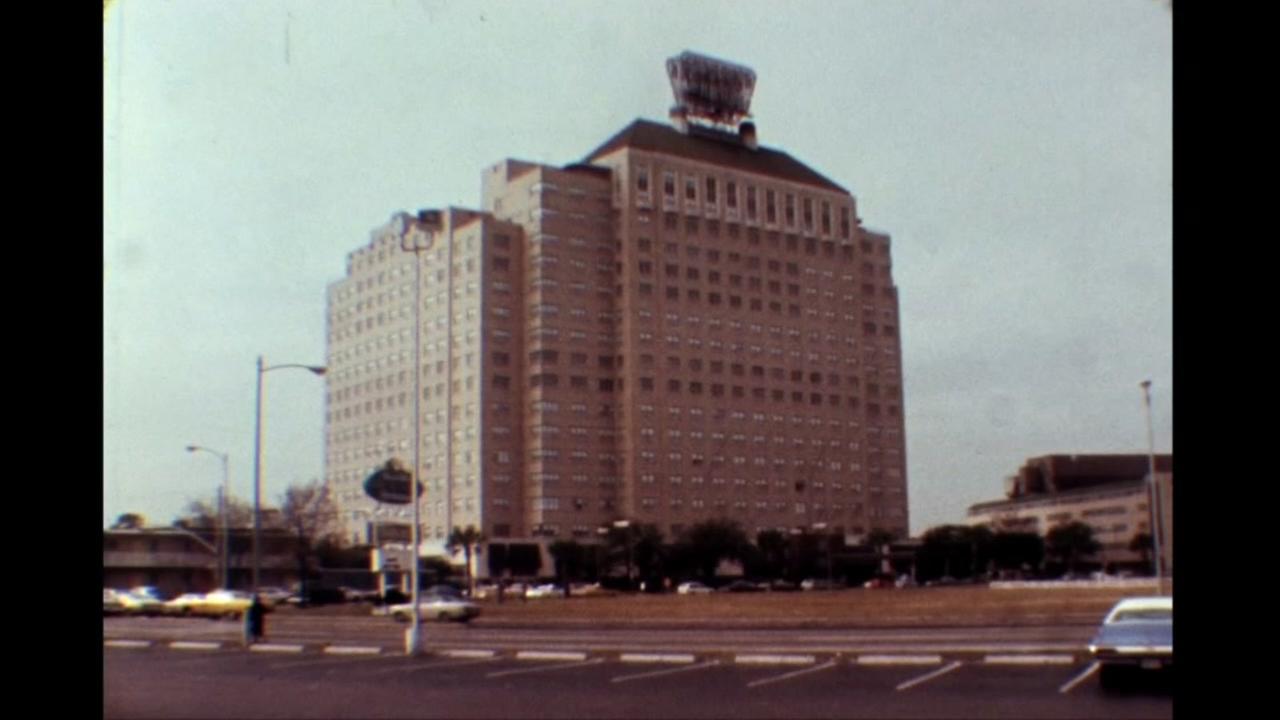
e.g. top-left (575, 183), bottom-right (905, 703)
top-left (263, 363), bottom-right (326, 376)
top-left (187, 445), bottom-right (231, 589)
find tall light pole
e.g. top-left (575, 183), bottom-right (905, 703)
top-left (253, 357), bottom-right (326, 595)
top-left (1140, 380), bottom-right (1164, 595)
top-left (399, 217), bottom-right (434, 656)
top-left (186, 445), bottom-right (230, 589)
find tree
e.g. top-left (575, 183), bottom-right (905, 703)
top-left (751, 530), bottom-right (788, 579)
top-left (1128, 532), bottom-right (1153, 573)
top-left (447, 525), bottom-right (486, 596)
top-left (1045, 521), bottom-right (1101, 576)
top-left (279, 480), bottom-right (342, 599)
top-left (548, 539), bottom-right (586, 596)
top-left (174, 495), bottom-right (255, 529)
top-left (990, 530), bottom-right (1045, 576)
top-left (111, 513), bottom-right (146, 530)
top-left (680, 518), bottom-right (752, 582)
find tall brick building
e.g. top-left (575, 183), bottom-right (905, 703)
top-left (324, 53), bottom-right (908, 557)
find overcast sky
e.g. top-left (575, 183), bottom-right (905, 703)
top-left (103, 0), bottom-right (1172, 536)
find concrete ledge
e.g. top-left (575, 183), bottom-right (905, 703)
top-left (619, 653), bottom-right (696, 664)
top-left (515, 650), bottom-right (588, 662)
top-left (735, 654), bottom-right (815, 666)
top-left (857, 654), bottom-right (942, 666)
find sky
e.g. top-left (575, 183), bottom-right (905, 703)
top-left (103, 0), bottom-right (1172, 536)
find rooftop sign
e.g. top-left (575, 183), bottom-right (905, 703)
top-left (666, 51), bottom-right (756, 128)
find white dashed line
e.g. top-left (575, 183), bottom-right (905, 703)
top-left (169, 641), bottom-right (222, 651)
top-left (249, 643), bottom-right (306, 654)
top-left (735, 654), bottom-right (816, 666)
top-left (323, 645), bottom-right (382, 655)
top-left (1059, 662), bottom-right (1101, 694)
top-left (984, 654), bottom-right (1075, 665)
top-left (857, 655), bottom-right (942, 666)
top-left (896, 661), bottom-right (964, 691)
top-left (748, 659), bottom-right (838, 688)
top-left (441, 649), bottom-right (497, 659)
top-left (104, 640), bottom-right (151, 649)
top-left (612, 660), bottom-right (720, 684)
top-left (515, 650), bottom-right (589, 662)
top-left (487, 658), bottom-right (605, 678)
top-left (619, 653), bottom-right (696, 664)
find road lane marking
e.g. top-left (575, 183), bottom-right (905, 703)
top-left (323, 645), bottom-right (382, 655)
top-left (896, 661), bottom-right (964, 691)
top-left (984, 654), bottom-right (1075, 665)
top-left (857, 655), bottom-right (942, 666)
top-left (735, 654), bottom-right (816, 666)
top-left (612, 660), bottom-right (720, 684)
top-left (618, 653), bottom-right (696, 664)
top-left (169, 641), bottom-right (222, 651)
top-left (250, 643), bottom-right (306, 653)
top-left (365, 657), bottom-right (498, 675)
top-left (104, 640), bottom-right (151, 649)
top-left (441, 649), bottom-right (497, 659)
top-left (748, 659), bottom-right (839, 688)
top-left (487, 658), bottom-right (605, 678)
top-left (1059, 662), bottom-right (1101, 694)
top-left (515, 650), bottom-right (588, 662)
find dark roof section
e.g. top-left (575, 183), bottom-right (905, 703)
top-left (584, 119), bottom-right (848, 195)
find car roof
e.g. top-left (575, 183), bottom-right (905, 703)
top-left (1111, 596), bottom-right (1172, 612)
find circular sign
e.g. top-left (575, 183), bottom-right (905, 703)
top-left (363, 462), bottom-right (423, 505)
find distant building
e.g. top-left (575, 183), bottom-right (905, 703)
top-left (103, 527), bottom-right (296, 595)
top-left (966, 454), bottom-right (1172, 573)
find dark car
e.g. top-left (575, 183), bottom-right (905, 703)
top-left (719, 580), bottom-right (764, 593)
top-left (1088, 596), bottom-right (1172, 689)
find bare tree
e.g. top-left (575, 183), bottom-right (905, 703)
top-left (175, 496), bottom-right (255, 529)
top-left (111, 513), bottom-right (147, 530)
top-left (279, 480), bottom-right (342, 599)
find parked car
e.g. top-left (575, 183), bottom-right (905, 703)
top-left (114, 588), bottom-right (165, 616)
top-left (162, 592), bottom-right (209, 616)
top-left (718, 580), bottom-right (764, 593)
top-left (256, 586), bottom-right (293, 607)
top-left (104, 589), bottom-right (129, 615)
top-left (800, 578), bottom-right (838, 591)
top-left (1088, 596), bottom-right (1173, 689)
top-left (196, 590), bottom-right (255, 619)
top-left (676, 581), bottom-right (714, 595)
top-left (524, 583), bottom-right (563, 599)
top-left (387, 593), bottom-right (481, 623)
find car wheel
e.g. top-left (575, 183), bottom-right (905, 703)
top-left (1098, 664), bottom-right (1126, 691)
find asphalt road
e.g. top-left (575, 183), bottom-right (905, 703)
top-left (103, 614), bottom-right (1093, 656)
top-left (104, 644), bottom-right (1172, 720)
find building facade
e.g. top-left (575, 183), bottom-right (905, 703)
top-left (966, 454), bottom-right (1173, 573)
top-left (324, 53), bottom-right (909, 559)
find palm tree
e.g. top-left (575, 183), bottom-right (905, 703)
top-left (447, 525), bottom-right (485, 596)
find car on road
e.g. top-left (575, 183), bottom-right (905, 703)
top-left (104, 589), bottom-right (130, 615)
top-left (386, 593), bottom-right (481, 623)
top-left (257, 586), bottom-right (294, 606)
top-left (1088, 596), bottom-right (1173, 688)
top-left (108, 588), bottom-right (166, 616)
top-left (800, 578), bottom-right (838, 591)
top-left (676, 581), bottom-right (714, 595)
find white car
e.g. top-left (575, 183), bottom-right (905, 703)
top-left (387, 594), bottom-right (481, 623)
top-left (524, 584), bottom-right (564, 599)
top-left (677, 581), bottom-right (714, 595)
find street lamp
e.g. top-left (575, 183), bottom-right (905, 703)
top-left (1140, 380), bottom-right (1164, 595)
top-left (186, 445), bottom-right (230, 589)
top-left (613, 520), bottom-right (634, 588)
top-left (812, 522), bottom-right (833, 588)
top-left (399, 216), bottom-right (435, 656)
top-left (252, 357), bottom-right (325, 595)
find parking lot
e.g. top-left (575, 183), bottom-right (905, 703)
top-left (105, 643), bottom-right (1172, 719)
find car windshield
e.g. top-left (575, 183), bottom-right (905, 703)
top-left (1110, 608), bottom-right (1171, 623)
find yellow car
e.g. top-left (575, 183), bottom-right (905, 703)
top-left (193, 590), bottom-right (255, 619)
